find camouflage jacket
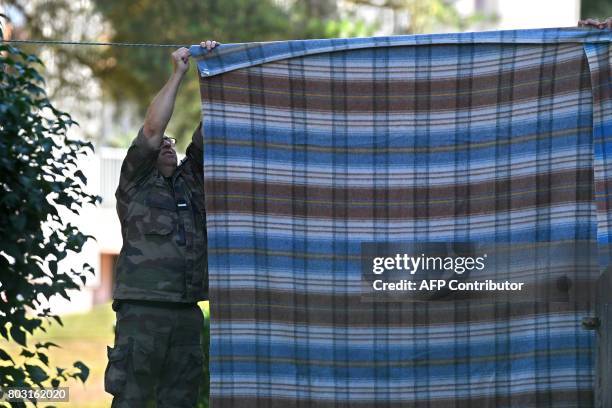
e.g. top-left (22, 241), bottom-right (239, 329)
top-left (113, 123), bottom-right (207, 303)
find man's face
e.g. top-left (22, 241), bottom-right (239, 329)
top-left (156, 136), bottom-right (178, 175)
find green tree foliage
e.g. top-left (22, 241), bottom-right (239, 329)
top-left (0, 1), bottom-right (103, 102)
top-left (88, 0), bottom-right (373, 148)
top-left (88, 0), bottom-right (295, 145)
top-left (288, 0), bottom-right (374, 40)
top-left (0, 17), bottom-right (98, 405)
top-left (581, 0), bottom-right (612, 20)
top-left (2, 0), bottom-right (374, 147)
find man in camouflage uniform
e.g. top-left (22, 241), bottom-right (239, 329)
top-left (104, 41), bottom-right (218, 408)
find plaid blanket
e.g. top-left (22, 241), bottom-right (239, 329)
top-left (191, 28), bottom-right (611, 407)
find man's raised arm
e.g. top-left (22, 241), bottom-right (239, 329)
top-left (141, 47), bottom-right (191, 148)
top-left (117, 47), bottom-right (192, 192)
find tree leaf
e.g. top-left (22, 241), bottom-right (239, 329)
top-left (0, 325), bottom-right (8, 340)
top-left (51, 315), bottom-right (63, 327)
top-left (0, 348), bottom-right (14, 363)
top-left (35, 342), bottom-right (60, 349)
top-left (25, 364), bottom-right (48, 384)
top-left (74, 170), bottom-right (87, 184)
top-left (37, 351), bottom-right (49, 366)
top-left (72, 361), bottom-right (89, 383)
top-left (10, 325), bottom-right (27, 347)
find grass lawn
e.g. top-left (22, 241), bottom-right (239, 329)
top-left (1, 301), bottom-right (209, 408)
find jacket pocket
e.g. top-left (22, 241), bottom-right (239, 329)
top-left (104, 344), bottom-right (129, 396)
top-left (144, 193), bottom-right (176, 235)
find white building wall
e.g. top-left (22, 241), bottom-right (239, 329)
top-left (341, 0), bottom-right (581, 35)
top-left (491, 0), bottom-right (580, 30)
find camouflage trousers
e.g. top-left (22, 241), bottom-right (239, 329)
top-left (104, 300), bottom-right (204, 408)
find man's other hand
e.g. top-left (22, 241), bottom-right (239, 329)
top-left (578, 17), bottom-right (612, 29)
top-left (172, 47), bottom-right (191, 76)
top-left (200, 40), bottom-right (219, 51)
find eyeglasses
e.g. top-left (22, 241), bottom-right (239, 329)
top-left (161, 136), bottom-right (177, 147)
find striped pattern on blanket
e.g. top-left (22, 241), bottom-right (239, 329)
top-left (192, 28), bottom-right (611, 407)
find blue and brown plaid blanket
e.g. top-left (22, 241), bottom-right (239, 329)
top-left (191, 28), bottom-right (612, 407)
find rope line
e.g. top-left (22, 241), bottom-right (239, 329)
top-left (0, 39), bottom-right (188, 48)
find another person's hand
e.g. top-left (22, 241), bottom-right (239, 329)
top-left (578, 17), bottom-right (612, 29)
top-left (200, 40), bottom-right (219, 51)
top-left (171, 47), bottom-right (191, 76)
